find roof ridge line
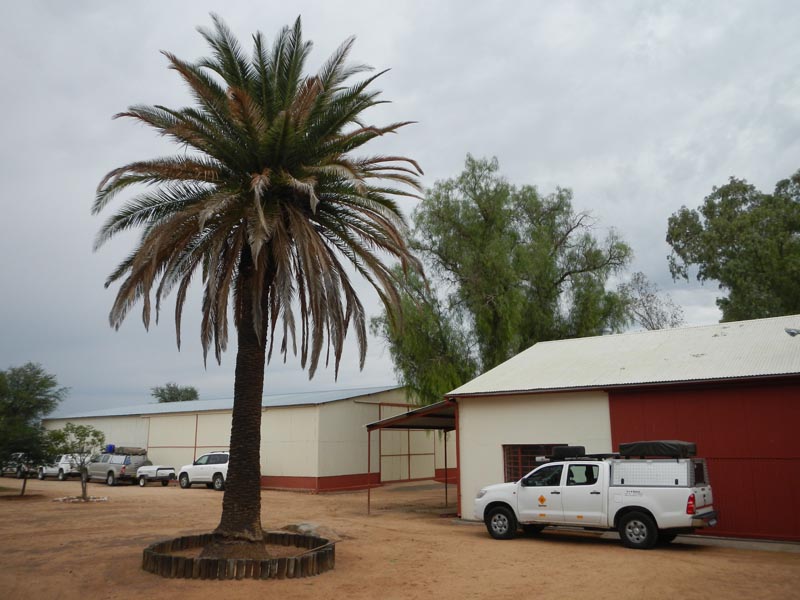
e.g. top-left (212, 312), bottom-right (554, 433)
top-left (532, 313), bottom-right (800, 347)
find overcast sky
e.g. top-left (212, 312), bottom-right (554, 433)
top-left (1, 1), bottom-right (798, 416)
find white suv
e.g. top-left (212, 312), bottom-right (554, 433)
top-left (178, 451), bottom-right (229, 491)
top-left (38, 454), bottom-right (87, 481)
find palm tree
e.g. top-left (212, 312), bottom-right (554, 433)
top-left (93, 15), bottom-right (421, 546)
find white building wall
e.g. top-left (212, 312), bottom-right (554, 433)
top-left (43, 416), bottom-right (149, 449)
top-left (261, 405), bottom-right (319, 477)
top-left (317, 400), bottom-right (377, 477)
top-left (196, 412), bottom-right (232, 450)
top-left (316, 388), bottom-right (420, 480)
top-left (144, 411), bottom-right (231, 470)
top-left (434, 431), bottom-right (457, 470)
top-left (146, 414), bottom-right (196, 469)
top-left (377, 404), bottom-right (409, 482)
top-left (458, 391), bottom-right (612, 518)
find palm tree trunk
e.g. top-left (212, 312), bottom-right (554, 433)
top-left (214, 248), bottom-right (267, 542)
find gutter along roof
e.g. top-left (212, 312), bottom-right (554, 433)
top-left (447, 315), bottom-right (800, 398)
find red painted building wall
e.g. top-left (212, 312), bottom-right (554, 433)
top-left (609, 379), bottom-right (800, 541)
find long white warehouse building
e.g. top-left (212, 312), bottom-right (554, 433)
top-left (44, 385), bottom-right (454, 492)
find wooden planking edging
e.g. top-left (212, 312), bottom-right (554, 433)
top-left (142, 532), bottom-right (335, 580)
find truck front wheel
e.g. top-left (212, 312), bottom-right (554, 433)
top-left (485, 506), bottom-right (517, 540)
top-left (618, 511), bottom-right (657, 549)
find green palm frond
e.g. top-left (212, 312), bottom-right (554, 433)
top-left (96, 15), bottom-right (422, 376)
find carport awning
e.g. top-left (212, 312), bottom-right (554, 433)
top-left (365, 400), bottom-right (456, 432)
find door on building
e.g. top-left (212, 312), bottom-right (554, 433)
top-left (517, 463), bottom-right (566, 523)
top-left (561, 463), bottom-right (604, 525)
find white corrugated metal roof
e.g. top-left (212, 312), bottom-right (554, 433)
top-left (447, 315), bottom-right (800, 397)
top-left (46, 385), bottom-right (402, 420)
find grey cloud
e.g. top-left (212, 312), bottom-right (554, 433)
top-left (1, 1), bottom-right (797, 414)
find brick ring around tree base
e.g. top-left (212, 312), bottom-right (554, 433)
top-left (142, 532), bottom-right (335, 579)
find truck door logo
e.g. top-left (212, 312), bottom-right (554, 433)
top-left (538, 495), bottom-right (547, 506)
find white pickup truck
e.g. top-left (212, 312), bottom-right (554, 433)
top-left (474, 441), bottom-right (717, 549)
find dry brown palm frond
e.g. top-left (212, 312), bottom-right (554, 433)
top-left (283, 172), bottom-right (320, 212)
top-left (227, 85), bottom-right (266, 137)
top-left (291, 76), bottom-right (324, 122)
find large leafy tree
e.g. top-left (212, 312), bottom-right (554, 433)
top-left (375, 156), bottom-right (632, 404)
top-left (371, 268), bottom-right (477, 405)
top-left (94, 16), bottom-right (420, 548)
top-left (667, 170), bottom-right (800, 321)
top-left (0, 363), bottom-right (67, 495)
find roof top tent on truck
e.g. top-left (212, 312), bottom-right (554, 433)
top-left (618, 440), bottom-right (696, 458)
top-left (473, 440), bottom-right (717, 549)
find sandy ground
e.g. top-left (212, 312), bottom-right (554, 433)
top-left (1, 478), bottom-right (798, 600)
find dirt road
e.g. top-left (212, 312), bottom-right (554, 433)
top-left (1, 478), bottom-right (797, 599)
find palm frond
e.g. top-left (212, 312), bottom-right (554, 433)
top-left (197, 13), bottom-right (254, 88)
top-left (95, 15), bottom-right (423, 376)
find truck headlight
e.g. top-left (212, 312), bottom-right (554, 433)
top-left (476, 489), bottom-right (487, 499)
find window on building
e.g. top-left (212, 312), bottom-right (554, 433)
top-left (502, 444), bottom-right (567, 482)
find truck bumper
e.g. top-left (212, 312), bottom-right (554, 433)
top-left (691, 510), bottom-right (718, 528)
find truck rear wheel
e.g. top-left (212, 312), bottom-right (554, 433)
top-left (106, 472), bottom-right (116, 486)
top-left (138, 476), bottom-right (147, 487)
top-left (161, 480), bottom-right (169, 487)
top-left (58, 469), bottom-right (66, 481)
top-left (619, 511), bottom-right (657, 549)
top-left (485, 506), bottom-right (517, 540)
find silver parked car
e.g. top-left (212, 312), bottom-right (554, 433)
top-left (85, 449), bottom-right (151, 486)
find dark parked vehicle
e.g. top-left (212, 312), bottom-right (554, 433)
top-left (1, 453), bottom-right (33, 478)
